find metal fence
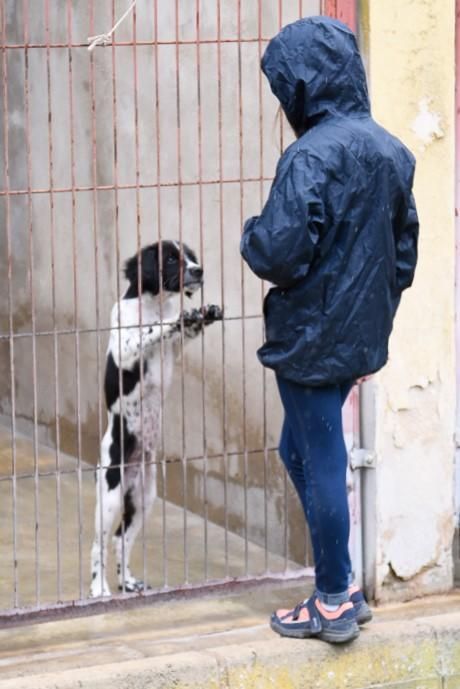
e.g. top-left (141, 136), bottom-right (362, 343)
top-left (0, 0), bottom-right (359, 623)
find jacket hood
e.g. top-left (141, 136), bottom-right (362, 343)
top-left (261, 16), bottom-right (370, 133)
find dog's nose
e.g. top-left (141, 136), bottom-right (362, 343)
top-left (189, 267), bottom-right (203, 280)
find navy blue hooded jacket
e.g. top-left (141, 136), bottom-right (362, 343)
top-left (240, 16), bottom-right (418, 386)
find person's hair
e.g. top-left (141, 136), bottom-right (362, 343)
top-left (273, 105), bottom-right (303, 147)
top-left (273, 104), bottom-right (282, 137)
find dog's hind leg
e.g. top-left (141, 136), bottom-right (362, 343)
top-left (90, 423), bottom-right (133, 597)
top-left (90, 469), bottom-right (121, 597)
top-left (113, 456), bottom-right (157, 592)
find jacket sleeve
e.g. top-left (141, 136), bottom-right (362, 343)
top-left (394, 192), bottom-right (419, 292)
top-left (240, 153), bottom-right (321, 289)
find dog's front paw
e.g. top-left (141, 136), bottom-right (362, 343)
top-left (118, 578), bottom-right (152, 594)
top-left (201, 304), bottom-right (223, 324)
top-left (181, 308), bottom-right (202, 327)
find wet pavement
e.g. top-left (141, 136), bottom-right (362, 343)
top-left (0, 427), bottom-right (303, 611)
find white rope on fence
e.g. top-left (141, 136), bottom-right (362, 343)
top-left (87, 0), bottom-right (137, 52)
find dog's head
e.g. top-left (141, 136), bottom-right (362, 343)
top-left (124, 241), bottom-right (203, 298)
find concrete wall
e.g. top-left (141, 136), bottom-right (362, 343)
top-left (364, 0), bottom-right (456, 601)
top-left (0, 0), bottom-right (321, 565)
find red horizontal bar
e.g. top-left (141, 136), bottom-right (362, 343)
top-left (3, 37), bottom-right (271, 50)
top-left (0, 314), bottom-right (263, 341)
top-left (0, 444), bottom-right (279, 483)
top-left (0, 176), bottom-right (273, 198)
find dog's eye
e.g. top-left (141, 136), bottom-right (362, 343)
top-left (167, 256), bottom-right (177, 264)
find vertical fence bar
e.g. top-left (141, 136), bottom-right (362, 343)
top-left (322, 0), bottom-right (337, 16)
top-left (152, 0), bottom-right (169, 589)
top-left (353, 381), bottom-right (363, 585)
top-left (1, 0), bottom-right (19, 610)
top-left (275, 0), bottom-right (290, 573)
top-left (174, 0), bottom-right (189, 585)
top-left (455, 0), bottom-right (460, 548)
top-left (66, 0), bottom-right (84, 601)
top-left (236, 0), bottom-right (249, 577)
top-left (22, 0), bottom-right (41, 607)
top-left (335, 0), bottom-right (356, 29)
top-left (195, 0), bottom-right (209, 582)
top-left (257, 0), bottom-right (269, 575)
top-left (44, 0), bottom-right (63, 602)
top-left (131, 0), bottom-right (148, 595)
top-left (323, 0), bottom-right (357, 29)
top-left (110, 0), bottom-right (128, 596)
top-left (216, 0), bottom-right (229, 579)
top-left (88, 0), bottom-right (107, 598)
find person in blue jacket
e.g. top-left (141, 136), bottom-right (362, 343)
top-left (240, 16), bottom-right (418, 644)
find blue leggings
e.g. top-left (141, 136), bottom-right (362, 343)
top-left (277, 375), bottom-right (354, 605)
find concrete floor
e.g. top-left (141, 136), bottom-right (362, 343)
top-left (0, 427), bottom-right (303, 611)
top-left (0, 580), bottom-right (313, 681)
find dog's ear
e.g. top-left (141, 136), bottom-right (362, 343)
top-left (140, 244), bottom-right (160, 294)
top-left (124, 253), bottom-right (139, 286)
top-left (124, 244), bottom-right (159, 295)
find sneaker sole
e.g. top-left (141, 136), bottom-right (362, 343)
top-left (319, 621), bottom-right (360, 644)
top-left (270, 616), bottom-right (360, 643)
top-left (355, 601), bottom-right (373, 626)
top-left (270, 616), bottom-right (318, 639)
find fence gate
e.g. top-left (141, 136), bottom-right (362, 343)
top-left (0, 0), bottom-right (360, 623)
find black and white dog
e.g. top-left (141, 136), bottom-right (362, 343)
top-left (90, 240), bottom-right (222, 597)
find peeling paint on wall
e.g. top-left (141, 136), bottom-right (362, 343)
top-left (411, 98), bottom-right (444, 148)
top-left (368, 0), bottom-right (456, 602)
top-left (390, 381), bottom-right (440, 449)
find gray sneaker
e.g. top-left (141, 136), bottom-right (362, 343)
top-left (270, 593), bottom-right (360, 644)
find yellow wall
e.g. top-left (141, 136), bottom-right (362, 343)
top-left (365, 0), bottom-right (456, 601)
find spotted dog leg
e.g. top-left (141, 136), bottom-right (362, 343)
top-left (113, 456), bottom-right (157, 592)
top-left (90, 418), bottom-right (136, 597)
top-left (90, 470), bottom-right (121, 597)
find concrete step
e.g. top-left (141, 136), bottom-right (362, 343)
top-left (1, 582), bottom-right (460, 689)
